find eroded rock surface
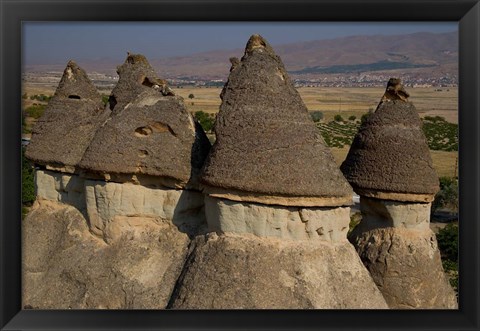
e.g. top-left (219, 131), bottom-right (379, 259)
top-left (108, 53), bottom-right (173, 113)
top-left (79, 55), bottom-right (211, 188)
top-left (23, 200), bottom-right (190, 309)
top-left (84, 180), bottom-right (206, 239)
top-left (169, 233), bottom-right (388, 309)
top-left (25, 61), bottom-right (109, 170)
top-left (351, 227), bottom-right (457, 309)
top-left (205, 196), bottom-right (350, 242)
top-left (201, 34), bottom-right (352, 201)
top-left (35, 170), bottom-right (86, 210)
top-left (353, 196), bottom-right (431, 233)
top-left (341, 79), bottom-right (439, 197)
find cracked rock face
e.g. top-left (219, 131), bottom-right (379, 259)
top-left (25, 61), bottom-right (110, 170)
top-left (205, 196), bottom-right (350, 242)
top-left (353, 196), bottom-right (431, 232)
top-left (22, 200), bottom-right (190, 309)
top-left (34, 170), bottom-right (86, 210)
top-left (200, 35), bottom-right (352, 204)
top-left (169, 232), bottom-right (388, 309)
top-left (350, 227), bottom-right (457, 309)
top-left (84, 179), bottom-right (206, 239)
top-left (341, 79), bottom-right (439, 200)
top-left (34, 170), bottom-right (207, 239)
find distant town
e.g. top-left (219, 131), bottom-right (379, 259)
top-left (22, 70), bottom-right (458, 90)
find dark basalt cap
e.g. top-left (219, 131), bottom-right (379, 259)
top-left (108, 53), bottom-right (174, 113)
top-left (200, 35), bottom-right (353, 203)
top-left (78, 84), bottom-right (211, 189)
top-left (25, 61), bottom-right (109, 170)
top-left (341, 79), bottom-right (439, 200)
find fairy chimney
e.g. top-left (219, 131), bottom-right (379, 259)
top-left (74, 53), bottom-right (210, 237)
top-left (25, 60), bottom-right (109, 173)
top-left (202, 35), bottom-right (352, 207)
top-left (169, 35), bottom-right (388, 309)
top-left (23, 55), bottom-right (211, 310)
top-left (341, 78), bottom-right (457, 309)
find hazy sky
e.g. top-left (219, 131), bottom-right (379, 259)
top-left (23, 22), bottom-right (457, 65)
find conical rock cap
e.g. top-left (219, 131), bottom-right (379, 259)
top-left (201, 35), bottom-right (353, 206)
top-left (78, 55), bottom-right (211, 189)
top-left (25, 61), bottom-right (108, 170)
top-left (341, 79), bottom-right (439, 202)
top-left (108, 53), bottom-right (174, 113)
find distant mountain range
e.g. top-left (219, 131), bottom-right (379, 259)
top-left (25, 31), bottom-right (458, 81)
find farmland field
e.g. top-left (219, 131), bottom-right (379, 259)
top-left (22, 83), bottom-right (458, 121)
top-left (175, 86), bottom-right (458, 124)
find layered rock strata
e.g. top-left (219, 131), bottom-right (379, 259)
top-left (169, 35), bottom-right (388, 309)
top-left (342, 78), bottom-right (457, 309)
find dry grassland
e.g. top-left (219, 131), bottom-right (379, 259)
top-left (23, 83), bottom-right (458, 123)
top-left (174, 87), bottom-right (222, 114)
top-left (299, 87), bottom-right (458, 123)
top-left (173, 86), bottom-right (458, 124)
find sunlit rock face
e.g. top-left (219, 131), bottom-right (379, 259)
top-left (84, 179), bottom-right (206, 239)
top-left (205, 196), bottom-right (350, 242)
top-left (351, 226), bottom-right (458, 309)
top-left (169, 232), bottom-right (388, 309)
top-left (23, 200), bottom-right (191, 309)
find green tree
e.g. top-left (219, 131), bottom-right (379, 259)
top-left (24, 104), bottom-right (46, 119)
top-left (101, 94), bottom-right (110, 106)
top-left (361, 113), bottom-right (371, 125)
top-left (194, 111), bottom-right (215, 133)
top-left (188, 93), bottom-right (195, 99)
top-left (348, 115), bottom-right (356, 121)
top-left (437, 223), bottom-right (458, 262)
top-left (334, 114), bottom-right (344, 122)
top-left (436, 223), bottom-right (459, 291)
top-left (22, 147), bottom-right (35, 206)
top-left (432, 177), bottom-right (458, 213)
top-left (310, 111), bottom-right (324, 122)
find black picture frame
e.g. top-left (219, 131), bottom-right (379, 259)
top-left (1, 0), bottom-right (479, 330)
